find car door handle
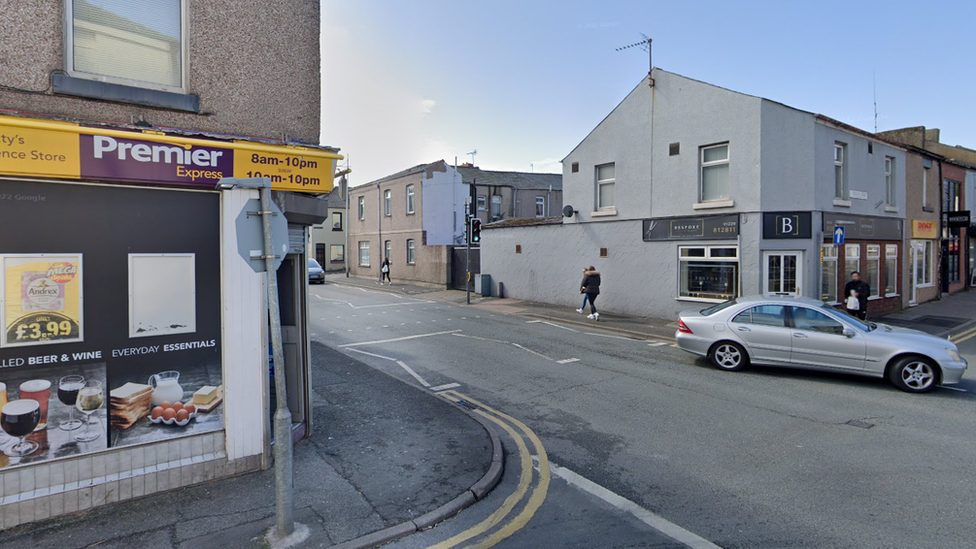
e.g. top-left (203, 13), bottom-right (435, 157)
top-left (793, 333), bottom-right (808, 339)
top-left (737, 327), bottom-right (751, 332)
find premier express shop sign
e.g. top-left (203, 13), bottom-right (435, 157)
top-left (0, 115), bottom-right (340, 193)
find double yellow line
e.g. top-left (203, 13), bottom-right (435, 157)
top-left (951, 324), bottom-right (976, 345)
top-left (433, 391), bottom-right (550, 549)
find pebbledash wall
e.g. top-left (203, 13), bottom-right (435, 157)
top-left (482, 69), bottom-right (906, 320)
top-left (0, 0), bottom-right (334, 528)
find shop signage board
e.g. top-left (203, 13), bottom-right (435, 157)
top-left (911, 220), bottom-right (939, 239)
top-left (947, 211), bottom-right (971, 228)
top-left (823, 213), bottom-right (902, 241)
top-left (0, 180), bottom-right (223, 469)
top-left (0, 115), bottom-right (339, 193)
top-left (642, 214), bottom-right (739, 241)
top-left (762, 212), bottom-right (812, 239)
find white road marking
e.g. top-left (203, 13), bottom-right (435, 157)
top-left (344, 348), bottom-right (397, 361)
top-left (513, 343), bottom-right (551, 360)
top-left (430, 383), bottom-right (461, 392)
top-left (586, 332), bottom-right (642, 341)
top-left (537, 458), bottom-right (724, 549)
top-left (940, 386), bottom-right (968, 393)
top-left (338, 329), bottom-right (463, 348)
top-left (541, 321), bottom-right (578, 332)
top-left (556, 358), bottom-right (580, 364)
top-left (453, 333), bottom-right (555, 361)
top-left (396, 360), bottom-right (431, 387)
top-left (526, 320), bottom-right (542, 324)
top-left (647, 342), bottom-right (668, 347)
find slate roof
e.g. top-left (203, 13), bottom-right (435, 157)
top-left (457, 166), bottom-right (561, 191)
top-left (321, 185), bottom-right (345, 208)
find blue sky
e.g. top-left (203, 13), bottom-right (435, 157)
top-left (321, 1), bottom-right (976, 186)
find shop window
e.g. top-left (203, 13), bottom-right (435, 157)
top-left (330, 244), bottom-right (344, 262)
top-left (358, 241), bottom-right (370, 266)
top-left (535, 196), bottom-right (545, 217)
top-left (406, 185), bottom-right (415, 214)
top-left (884, 244), bottom-right (898, 295)
top-left (407, 239), bottom-right (416, 264)
top-left (765, 252), bottom-right (800, 296)
top-left (821, 244), bottom-right (838, 302)
top-left (866, 244), bottom-right (880, 298)
top-left (845, 244), bottom-right (860, 282)
top-left (332, 212), bottom-right (342, 231)
top-left (679, 245), bottom-right (739, 302)
top-left (65, 0), bottom-right (185, 92)
top-left (700, 143), bottom-right (729, 202)
top-left (596, 163), bottom-right (615, 211)
top-left (358, 196), bottom-right (365, 220)
top-left (914, 241), bottom-right (933, 286)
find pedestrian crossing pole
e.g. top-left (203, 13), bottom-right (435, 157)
top-left (465, 196), bottom-right (472, 305)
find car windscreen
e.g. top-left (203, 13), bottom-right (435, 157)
top-left (700, 299), bottom-right (738, 316)
top-left (308, 259), bottom-right (321, 269)
top-left (825, 305), bottom-right (872, 331)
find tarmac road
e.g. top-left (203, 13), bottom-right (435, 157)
top-left (313, 281), bottom-right (976, 549)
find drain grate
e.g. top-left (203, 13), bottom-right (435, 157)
top-left (845, 419), bottom-right (874, 429)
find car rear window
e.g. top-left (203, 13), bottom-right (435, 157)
top-left (700, 299), bottom-right (738, 316)
top-left (308, 259), bottom-right (322, 268)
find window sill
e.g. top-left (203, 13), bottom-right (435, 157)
top-left (53, 74), bottom-right (199, 112)
top-left (406, 212), bottom-right (415, 215)
top-left (332, 228), bottom-right (343, 231)
top-left (922, 206), bottom-right (935, 213)
top-left (693, 199), bottom-right (734, 210)
top-left (591, 208), bottom-right (617, 217)
top-left (883, 293), bottom-right (900, 298)
top-left (884, 206), bottom-right (898, 213)
top-left (832, 199), bottom-right (852, 208)
top-left (676, 296), bottom-right (731, 304)
top-left (917, 283), bottom-right (936, 289)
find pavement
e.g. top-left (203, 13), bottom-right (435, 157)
top-left (2, 272), bottom-right (974, 548)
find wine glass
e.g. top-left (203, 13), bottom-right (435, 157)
top-left (74, 379), bottom-right (103, 443)
top-left (58, 375), bottom-right (85, 431)
top-left (2, 399), bottom-right (41, 457)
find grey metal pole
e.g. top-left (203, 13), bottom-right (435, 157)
top-left (261, 183), bottom-right (294, 538)
top-left (377, 182), bottom-right (383, 283)
top-left (466, 216), bottom-right (471, 305)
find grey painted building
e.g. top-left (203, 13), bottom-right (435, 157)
top-left (482, 68), bottom-right (907, 319)
top-left (310, 182), bottom-right (349, 272)
top-left (458, 165), bottom-right (562, 223)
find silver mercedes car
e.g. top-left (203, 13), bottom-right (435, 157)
top-left (675, 295), bottom-right (967, 393)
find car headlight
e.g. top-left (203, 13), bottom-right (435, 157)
top-left (946, 348), bottom-right (962, 363)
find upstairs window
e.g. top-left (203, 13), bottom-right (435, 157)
top-left (834, 143), bottom-right (847, 199)
top-left (406, 185), bottom-right (415, 214)
top-left (66, 0), bottom-right (186, 92)
top-left (596, 163), bottom-right (615, 210)
top-left (885, 156), bottom-right (895, 207)
top-left (491, 196), bottom-right (502, 219)
top-left (358, 196), bottom-right (365, 220)
top-left (535, 196), bottom-right (545, 217)
top-left (384, 190), bottom-right (392, 216)
top-left (477, 195), bottom-right (487, 211)
top-left (332, 212), bottom-right (342, 231)
top-left (700, 144), bottom-right (729, 201)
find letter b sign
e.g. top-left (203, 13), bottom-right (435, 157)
top-left (780, 216), bottom-right (794, 235)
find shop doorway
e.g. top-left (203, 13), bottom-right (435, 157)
top-left (763, 251), bottom-right (802, 296)
top-left (270, 255), bottom-right (310, 438)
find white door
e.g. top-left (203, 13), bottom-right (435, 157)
top-left (764, 252), bottom-right (802, 296)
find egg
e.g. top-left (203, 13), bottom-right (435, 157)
top-left (151, 406), bottom-right (164, 419)
top-left (160, 401), bottom-right (172, 410)
top-left (176, 409), bottom-right (190, 422)
top-left (171, 402), bottom-right (184, 412)
top-left (163, 408), bottom-right (177, 421)
top-left (183, 403), bottom-right (196, 414)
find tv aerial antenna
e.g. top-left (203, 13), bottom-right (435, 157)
top-left (467, 149), bottom-right (477, 166)
top-left (616, 33), bottom-right (653, 85)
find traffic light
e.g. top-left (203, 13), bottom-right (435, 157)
top-left (470, 218), bottom-right (482, 244)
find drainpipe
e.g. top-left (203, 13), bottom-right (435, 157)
top-left (938, 160), bottom-right (944, 296)
top-left (377, 181), bottom-right (382, 283)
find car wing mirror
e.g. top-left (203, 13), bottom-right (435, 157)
top-left (843, 328), bottom-right (855, 338)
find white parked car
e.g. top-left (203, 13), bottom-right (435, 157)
top-left (676, 295), bottom-right (967, 393)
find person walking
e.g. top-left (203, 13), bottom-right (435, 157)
top-left (581, 266), bottom-right (601, 320)
top-left (575, 267), bottom-right (590, 314)
top-left (844, 271), bottom-right (869, 320)
top-left (380, 257), bottom-right (391, 285)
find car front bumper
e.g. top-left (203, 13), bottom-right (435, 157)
top-left (939, 357), bottom-right (968, 385)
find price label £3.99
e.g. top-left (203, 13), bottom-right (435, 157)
top-left (6, 312), bottom-right (80, 344)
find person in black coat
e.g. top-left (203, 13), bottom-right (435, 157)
top-left (843, 271), bottom-right (870, 320)
top-left (581, 266), bottom-right (601, 320)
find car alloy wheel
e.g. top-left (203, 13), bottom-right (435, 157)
top-left (711, 341), bottom-right (747, 372)
top-left (889, 356), bottom-right (937, 393)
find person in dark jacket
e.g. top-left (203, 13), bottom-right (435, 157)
top-left (843, 271), bottom-right (870, 320)
top-left (380, 257), bottom-right (391, 284)
top-left (581, 266), bottom-right (601, 320)
top-left (575, 267), bottom-right (590, 313)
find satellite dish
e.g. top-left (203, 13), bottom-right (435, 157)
top-left (562, 205), bottom-right (576, 218)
